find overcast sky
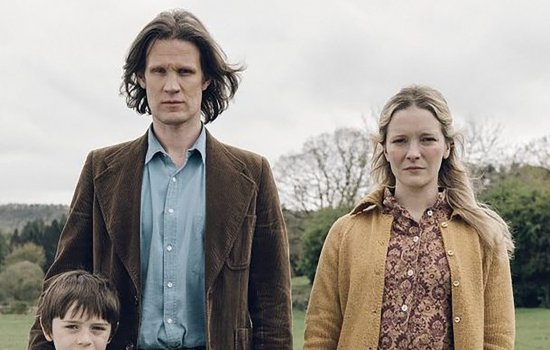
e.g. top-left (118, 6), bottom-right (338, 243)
top-left (1, 0), bottom-right (549, 204)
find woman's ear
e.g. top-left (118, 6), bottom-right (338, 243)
top-left (443, 141), bottom-right (451, 159)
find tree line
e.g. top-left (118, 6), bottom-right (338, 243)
top-left (0, 216), bottom-right (65, 313)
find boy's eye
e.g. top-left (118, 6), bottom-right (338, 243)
top-left (91, 325), bottom-right (109, 335)
top-left (64, 324), bottom-right (79, 331)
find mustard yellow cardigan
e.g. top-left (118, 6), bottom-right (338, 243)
top-left (304, 192), bottom-right (515, 350)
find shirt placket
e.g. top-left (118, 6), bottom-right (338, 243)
top-left (399, 220), bottom-right (422, 340)
top-left (163, 168), bottom-right (179, 343)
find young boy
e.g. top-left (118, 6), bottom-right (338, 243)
top-left (37, 270), bottom-right (120, 350)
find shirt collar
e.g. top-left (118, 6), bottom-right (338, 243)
top-left (382, 187), bottom-right (450, 215)
top-left (144, 123), bottom-right (207, 165)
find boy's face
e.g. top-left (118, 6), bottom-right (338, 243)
top-left (43, 304), bottom-right (112, 350)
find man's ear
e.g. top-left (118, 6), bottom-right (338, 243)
top-left (137, 72), bottom-right (146, 89)
top-left (202, 79), bottom-right (210, 91)
top-left (40, 318), bottom-right (53, 342)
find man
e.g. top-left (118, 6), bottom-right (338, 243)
top-left (29, 9), bottom-right (292, 350)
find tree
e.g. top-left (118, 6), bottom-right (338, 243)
top-left (299, 207), bottom-right (349, 284)
top-left (480, 165), bottom-right (550, 307)
top-left (274, 127), bottom-right (372, 212)
top-left (462, 118), bottom-right (506, 168)
top-left (3, 242), bottom-right (46, 269)
top-left (0, 261), bottom-right (44, 302)
top-left (511, 135), bottom-right (550, 169)
top-left (0, 233), bottom-right (8, 266)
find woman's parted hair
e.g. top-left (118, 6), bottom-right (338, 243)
top-left (38, 270), bottom-right (120, 339)
top-left (371, 85), bottom-right (514, 255)
top-left (121, 9), bottom-right (244, 123)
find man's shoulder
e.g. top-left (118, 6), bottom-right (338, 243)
top-left (89, 134), bottom-right (147, 159)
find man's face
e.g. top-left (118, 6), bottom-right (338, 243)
top-left (138, 39), bottom-right (210, 128)
top-left (43, 304), bottom-right (112, 350)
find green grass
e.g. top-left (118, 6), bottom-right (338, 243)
top-left (515, 308), bottom-right (550, 349)
top-left (0, 313), bottom-right (35, 350)
top-left (2, 307), bottom-right (548, 349)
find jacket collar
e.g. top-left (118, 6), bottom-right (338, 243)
top-left (204, 130), bottom-right (256, 292)
top-left (95, 133), bottom-right (148, 294)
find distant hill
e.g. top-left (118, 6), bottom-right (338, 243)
top-left (0, 204), bottom-right (69, 234)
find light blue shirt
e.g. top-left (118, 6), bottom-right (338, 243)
top-left (138, 125), bottom-right (206, 349)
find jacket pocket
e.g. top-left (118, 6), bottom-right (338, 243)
top-left (234, 327), bottom-right (252, 350)
top-left (226, 215), bottom-right (256, 270)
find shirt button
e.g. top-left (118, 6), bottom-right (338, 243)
top-left (401, 304), bottom-right (408, 312)
top-left (171, 177), bottom-right (176, 182)
top-left (166, 245), bottom-right (173, 251)
top-left (454, 316), bottom-right (461, 323)
top-left (407, 269), bottom-right (414, 277)
top-left (167, 282), bottom-right (173, 288)
top-left (413, 236), bottom-right (419, 242)
top-left (167, 318), bottom-right (173, 324)
top-left (441, 222), bottom-right (449, 228)
top-left (168, 208), bottom-right (174, 214)
top-left (447, 250), bottom-right (454, 256)
top-left (453, 280), bottom-right (460, 287)
top-left (427, 209), bottom-right (433, 216)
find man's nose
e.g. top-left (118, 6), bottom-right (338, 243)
top-left (163, 73), bottom-right (180, 92)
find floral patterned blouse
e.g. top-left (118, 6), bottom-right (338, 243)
top-left (378, 189), bottom-right (454, 349)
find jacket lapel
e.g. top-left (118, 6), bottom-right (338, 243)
top-left (94, 133), bottom-right (147, 295)
top-left (204, 131), bottom-right (256, 292)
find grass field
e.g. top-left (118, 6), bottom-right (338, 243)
top-left (2, 308), bottom-right (548, 349)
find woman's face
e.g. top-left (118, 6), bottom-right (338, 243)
top-left (384, 105), bottom-right (450, 195)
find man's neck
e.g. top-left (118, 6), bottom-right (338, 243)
top-left (152, 119), bottom-right (202, 168)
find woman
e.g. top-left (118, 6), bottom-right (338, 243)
top-left (304, 85), bottom-right (515, 349)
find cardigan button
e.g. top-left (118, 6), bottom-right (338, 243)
top-left (454, 316), bottom-right (461, 323)
top-left (447, 250), bottom-right (454, 256)
top-left (441, 222), bottom-right (449, 228)
top-left (453, 280), bottom-right (460, 287)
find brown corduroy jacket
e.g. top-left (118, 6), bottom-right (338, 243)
top-left (304, 190), bottom-right (515, 350)
top-left (28, 130), bottom-right (292, 350)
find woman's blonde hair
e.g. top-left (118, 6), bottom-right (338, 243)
top-left (371, 85), bottom-right (514, 255)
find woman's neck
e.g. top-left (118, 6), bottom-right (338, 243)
top-left (394, 185), bottom-right (439, 222)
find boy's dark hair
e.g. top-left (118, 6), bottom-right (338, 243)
top-left (38, 270), bottom-right (120, 339)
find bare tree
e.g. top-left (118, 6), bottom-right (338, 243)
top-left (274, 127), bottom-right (372, 212)
top-left (511, 135), bottom-right (550, 169)
top-left (461, 118), bottom-right (506, 167)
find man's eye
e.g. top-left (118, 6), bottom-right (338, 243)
top-left (151, 67), bottom-right (166, 74)
top-left (178, 69), bottom-right (193, 75)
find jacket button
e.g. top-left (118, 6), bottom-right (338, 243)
top-left (454, 316), bottom-right (461, 323)
top-left (441, 222), bottom-right (449, 228)
top-left (453, 280), bottom-right (460, 287)
top-left (447, 250), bottom-right (454, 256)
